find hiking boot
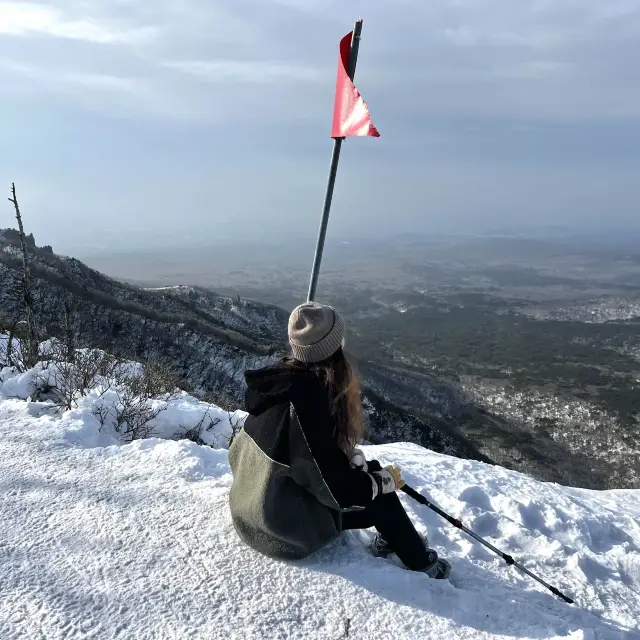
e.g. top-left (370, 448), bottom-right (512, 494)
top-left (423, 551), bottom-right (451, 580)
top-left (371, 534), bottom-right (451, 579)
top-left (370, 532), bottom-right (432, 560)
top-left (370, 533), bottom-right (392, 558)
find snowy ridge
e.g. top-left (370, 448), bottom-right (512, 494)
top-left (147, 285), bottom-right (288, 342)
top-left (1, 386), bottom-right (639, 638)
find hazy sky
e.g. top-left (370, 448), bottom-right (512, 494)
top-left (1, 1), bottom-right (639, 254)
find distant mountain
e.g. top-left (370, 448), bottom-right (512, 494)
top-left (0, 231), bottom-right (279, 406)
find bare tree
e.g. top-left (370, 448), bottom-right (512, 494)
top-left (8, 183), bottom-right (39, 367)
top-left (2, 320), bottom-right (21, 369)
top-left (63, 295), bottom-right (76, 365)
top-left (227, 411), bottom-right (246, 447)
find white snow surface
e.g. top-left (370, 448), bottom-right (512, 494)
top-left (1, 399), bottom-right (639, 639)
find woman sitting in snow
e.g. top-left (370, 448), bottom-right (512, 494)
top-left (228, 301), bottom-right (450, 579)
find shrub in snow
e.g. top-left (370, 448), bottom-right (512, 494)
top-left (93, 387), bottom-right (173, 442)
top-left (0, 339), bottom-right (246, 447)
top-left (175, 403), bottom-right (246, 448)
top-left (36, 341), bottom-right (120, 409)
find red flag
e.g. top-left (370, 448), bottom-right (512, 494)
top-left (331, 32), bottom-right (380, 138)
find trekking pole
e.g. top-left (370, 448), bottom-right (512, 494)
top-left (401, 484), bottom-right (574, 604)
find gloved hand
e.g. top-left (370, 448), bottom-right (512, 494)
top-left (349, 447), bottom-right (368, 472)
top-left (370, 465), bottom-right (405, 497)
top-left (367, 459), bottom-right (382, 473)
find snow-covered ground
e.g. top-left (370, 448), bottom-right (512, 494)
top-left (1, 393), bottom-right (639, 638)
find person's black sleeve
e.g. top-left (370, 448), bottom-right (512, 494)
top-left (291, 382), bottom-right (374, 509)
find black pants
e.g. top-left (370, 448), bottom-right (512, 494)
top-left (342, 492), bottom-right (431, 570)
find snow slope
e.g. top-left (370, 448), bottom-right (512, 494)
top-left (1, 398), bottom-right (639, 639)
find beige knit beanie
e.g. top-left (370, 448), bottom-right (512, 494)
top-left (288, 302), bottom-right (345, 363)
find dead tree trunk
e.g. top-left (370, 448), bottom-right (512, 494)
top-left (8, 183), bottom-right (39, 367)
top-left (5, 321), bottom-right (17, 368)
top-left (63, 296), bottom-right (76, 364)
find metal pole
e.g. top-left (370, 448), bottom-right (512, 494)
top-left (307, 20), bottom-right (363, 302)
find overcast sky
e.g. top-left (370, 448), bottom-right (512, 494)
top-left (1, 1), bottom-right (639, 253)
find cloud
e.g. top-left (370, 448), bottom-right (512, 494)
top-left (0, 56), bottom-right (206, 123)
top-left (1, 0), bottom-right (639, 251)
top-left (0, 58), bottom-right (140, 92)
top-left (1, 0), bottom-right (639, 123)
top-left (164, 59), bottom-right (324, 84)
top-left (0, 2), bottom-right (156, 44)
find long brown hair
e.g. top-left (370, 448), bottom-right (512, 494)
top-left (285, 349), bottom-right (365, 453)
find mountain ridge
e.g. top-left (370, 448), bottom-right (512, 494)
top-left (0, 230), bottom-right (481, 470)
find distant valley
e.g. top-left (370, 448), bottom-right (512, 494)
top-left (82, 233), bottom-right (640, 489)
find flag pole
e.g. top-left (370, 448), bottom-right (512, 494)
top-left (307, 19), bottom-right (363, 303)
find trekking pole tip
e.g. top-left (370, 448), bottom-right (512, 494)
top-left (551, 586), bottom-right (574, 604)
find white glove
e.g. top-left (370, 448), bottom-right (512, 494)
top-left (369, 465), bottom-right (405, 498)
top-left (349, 447), bottom-right (368, 472)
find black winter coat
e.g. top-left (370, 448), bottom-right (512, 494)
top-left (228, 361), bottom-right (375, 559)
